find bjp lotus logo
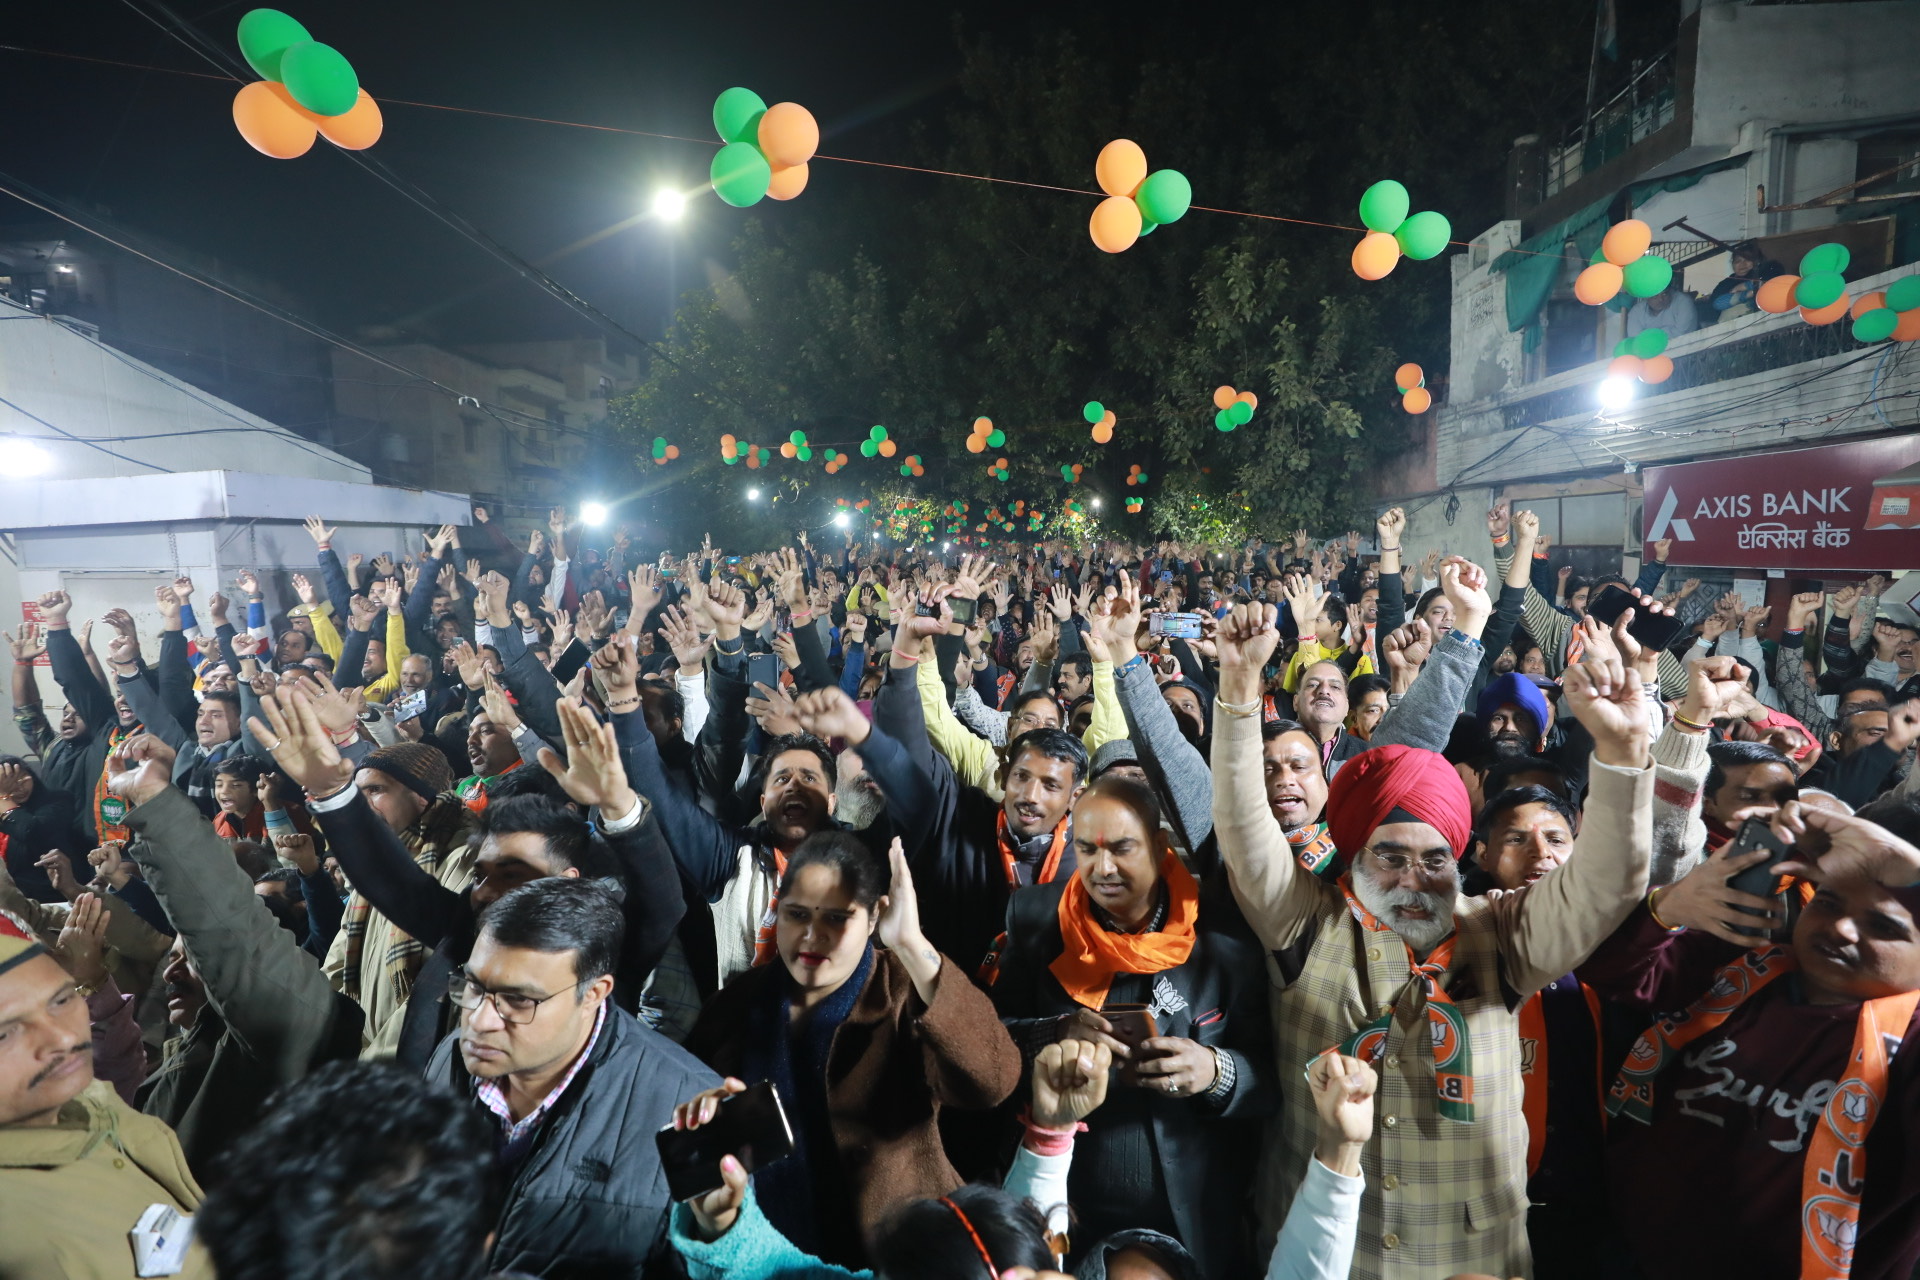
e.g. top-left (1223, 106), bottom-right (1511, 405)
top-left (1826, 1080), bottom-right (1877, 1148)
top-left (1805, 1196), bottom-right (1858, 1272)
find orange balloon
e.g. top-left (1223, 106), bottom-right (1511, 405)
top-left (654, 456), bottom-right (668, 465)
top-left (1896, 308), bottom-right (1920, 341)
top-left (1850, 292), bottom-right (1888, 320)
top-left (1212, 385), bottom-right (1236, 410)
top-left (780, 442), bottom-right (798, 458)
top-left (1095, 139), bottom-right (1148, 199)
top-left (1393, 363), bottom-right (1423, 390)
top-left (1800, 296), bottom-right (1850, 326)
top-left (1235, 390), bottom-right (1259, 409)
top-left (1574, 262), bottom-right (1623, 306)
top-left (315, 89), bottom-right (383, 150)
top-left (1402, 387), bottom-right (1432, 414)
top-left (965, 435), bottom-right (987, 454)
top-left (766, 162), bottom-right (809, 201)
top-left (1352, 232), bottom-right (1400, 281)
top-left (1608, 354), bottom-right (1644, 378)
top-left (757, 103), bottom-right (819, 167)
top-left (1639, 355), bottom-right (1674, 384)
top-left (879, 439), bottom-right (897, 457)
top-left (1601, 219), bottom-right (1652, 267)
top-left (1099, 410), bottom-right (1116, 428)
top-left (233, 81), bottom-right (316, 159)
top-left (665, 445), bottom-right (680, 459)
top-left (745, 453), bottom-right (761, 469)
top-left (1755, 275), bottom-right (1800, 314)
top-left (721, 433), bottom-right (736, 447)
top-left (1091, 424), bottom-right (1113, 444)
top-left (1090, 196), bottom-right (1143, 254)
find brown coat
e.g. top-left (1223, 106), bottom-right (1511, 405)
top-left (686, 949), bottom-right (1020, 1251)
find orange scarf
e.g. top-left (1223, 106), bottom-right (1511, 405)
top-left (1516, 983), bottom-right (1605, 1178)
top-left (997, 810), bottom-right (1069, 888)
top-left (1049, 852), bottom-right (1198, 1010)
top-left (1608, 945), bottom-right (1920, 1280)
top-left (751, 848), bottom-right (790, 968)
top-left (93, 724), bottom-right (137, 844)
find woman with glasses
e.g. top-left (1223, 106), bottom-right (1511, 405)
top-left (678, 831), bottom-right (1021, 1271)
top-left (987, 774), bottom-right (1276, 1278)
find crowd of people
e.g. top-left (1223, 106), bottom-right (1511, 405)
top-left (2, 496), bottom-right (1919, 1280)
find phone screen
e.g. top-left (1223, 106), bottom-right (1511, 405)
top-left (1149, 612), bottom-right (1205, 640)
top-left (1585, 584), bottom-right (1687, 651)
top-left (746, 652), bottom-right (782, 694)
top-left (654, 1081), bottom-right (795, 1201)
top-left (948, 596), bottom-right (978, 626)
top-left (391, 690), bottom-right (428, 723)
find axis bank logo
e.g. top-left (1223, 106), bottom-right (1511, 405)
top-left (1645, 488), bottom-right (1694, 541)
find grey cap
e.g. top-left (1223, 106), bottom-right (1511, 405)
top-left (1074, 1229), bottom-right (1200, 1280)
top-left (1089, 738), bottom-right (1141, 778)
top-left (1877, 600), bottom-right (1920, 633)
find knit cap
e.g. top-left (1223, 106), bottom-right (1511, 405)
top-left (365, 742), bottom-right (455, 802)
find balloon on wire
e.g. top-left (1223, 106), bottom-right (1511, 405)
top-left (1125, 463), bottom-right (1149, 487)
top-left (1352, 180), bottom-right (1450, 278)
top-left (1579, 220), bottom-right (1671, 305)
top-left (650, 437), bottom-right (680, 465)
top-left (1091, 407), bottom-right (1116, 444)
top-left (1088, 140), bottom-right (1189, 252)
top-left (232, 10), bottom-right (382, 156)
top-left (708, 88), bottom-right (818, 207)
top-left (1756, 275), bottom-right (1800, 314)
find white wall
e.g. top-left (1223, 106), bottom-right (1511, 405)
top-left (1692, 2), bottom-right (1920, 147)
top-left (1448, 221), bottom-right (1529, 405)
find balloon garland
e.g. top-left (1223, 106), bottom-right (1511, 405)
top-left (1088, 140), bottom-right (1191, 254)
top-left (1351, 180), bottom-right (1451, 280)
top-left (1210, 384), bottom-right (1257, 432)
top-left (231, 9), bottom-right (383, 158)
top-left (710, 88), bottom-right (820, 207)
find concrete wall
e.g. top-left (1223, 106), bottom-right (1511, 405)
top-left (1691, 2), bottom-right (1920, 147)
top-left (1448, 221), bottom-right (1529, 405)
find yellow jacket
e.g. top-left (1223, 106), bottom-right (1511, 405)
top-left (913, 654), bottom-right (1127, 802)
top-left (312, 609), bottom-right (410, 701)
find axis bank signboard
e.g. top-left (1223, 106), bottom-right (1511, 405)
top-left (1642, 437), bottom-right (1920, 571)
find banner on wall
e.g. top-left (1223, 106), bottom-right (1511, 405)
top-left (17, 600), bottom-right (50, 667)
top-left (1642, 436), bottom-right (1920, 571)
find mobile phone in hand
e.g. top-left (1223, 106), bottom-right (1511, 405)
top-left (1149, 612), bottom-right (1205, 640)
top-left (1725, 817), bottom-right (1794, 938)
top-left (655, 1081), bottom-right (795, 1201)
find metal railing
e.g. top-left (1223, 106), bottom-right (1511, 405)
top-left (1545, 46), bottom-right (1679, 199)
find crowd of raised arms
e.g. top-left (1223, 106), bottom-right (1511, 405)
top-left (4, 497), bottom-right (1920, 1280)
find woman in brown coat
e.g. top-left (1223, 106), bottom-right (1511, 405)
top-left (682, 831), bottom-right (1021, 1271)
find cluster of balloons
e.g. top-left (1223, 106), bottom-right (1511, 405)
top-left (231, 10), bottom-right (382, 158)
top-left (1125, 462), bottom-right (1149, 486)
top-left (1064, 498), bottom-right (1087, 516)
top-left (822, 448), bottom-right (850, 474)
top-left (984, 456), bottom-right (1012, 482)
top-left (1125, 495), bottom-right (1144, 513)
top-left (649, 437), bottom-right (681, 465)
top-left (965, 417), bottom-right (1008, 453)
top-left (1394, 363), bottom-right (1432, 414)
top-left (833, 496), bottom-right (872, 516)
top-left (898, 453), bottom-right (926, 478)
top-left (1082, 401), bottom-right (1120, 443)
top-left (1059, 462), bottom-right (1085, 484)
top-left (1088, 140), bottom-right (1192, 254)
top-left (1352, 181), bottom-right (1451, 280)
top-left (720, 435), bottom-right (768, 469)
top-left (779, 430), bottom-right (815, 461)
top-left (710, 88), bottom-right (820, 207)
top-left (1573, 220), bottom-right (1673, 305)
top-left (859, 425), bottom-right (898, 458)
top-left (1211, 384), bottom-right (1257, 432)
top-left (1605, 329), bottom-right (1675, 385)
top-left (1755, 245), bottom-right (1920, 342)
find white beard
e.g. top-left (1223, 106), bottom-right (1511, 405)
top-left (834, 778), bottom-right (886, 831)
top-left (1352, 861), bottom-right (1459, 954)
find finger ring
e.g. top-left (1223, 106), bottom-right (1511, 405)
top-left (264, 738), bottom-right (283, 751)
top-left (1166, 1080), bottom-right (1180, 1094)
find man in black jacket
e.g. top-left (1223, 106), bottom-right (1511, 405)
top-left (427, 877), bottom-right (717, 1279)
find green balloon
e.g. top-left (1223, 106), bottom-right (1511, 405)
top-left (796, 446), bottom-right (813, 461)
top-left (986, 429), bottom-right (1005, 447)
top-left (1795, 271), bottom-right (1846, 311)
top-left (279, 41), bottom-right (359, 117)
top-left (712, 87), bottom-right (767, 145)
top-left (237, 9), bottom-right (312, 81)
top-left (1358, 180), bottom-right (1410, 234)
top-left (1622, 254), bottom-right (1673, 299)
top-left (1394, 210), bottom-right (1452, 261)
top-left (1799, 242), bottom-right (1850, 277)
top-left (900, 464), bottom-right (912, 476)
top-left (1229, 400), bottom-right (1254, 425)
top-left (788, 430), bottom-right (804, 444)
top-left (1214, 409), bottom-right (1235, 432)
top-left (860, 440), bottom-right (878, 457)
top-left (870, 425), bottom-right (888, 440)
top-left (1885, 276), bottom-right (1920, 313)
top-left (1060, 464), bottom-right (1075, 481)
top-left (723, 453), bottom-right (739, 465)
top-left (711, 143), bottom-right (771, 208)
top-left (1853, 308), bottom-right (1899, 343)
top-left (1135, 171), bottom-right (1192, 226)
top-left (1612, 338), bottom-right (1632, 357)
top-left (1631, 327), bottom-right (1669, 359)
top-left (1083, 401), bottom-right (1104, 424)
top-left (1138, 218), bottom-right (1157, 237)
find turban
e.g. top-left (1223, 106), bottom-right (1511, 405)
top-left (1476, 673), bottom-right (1551, 743)
top-left (1325, 744), bottom-right (1474, 862)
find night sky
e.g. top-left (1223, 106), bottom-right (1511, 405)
top-left (1, 0), bottom-right (1045, 344)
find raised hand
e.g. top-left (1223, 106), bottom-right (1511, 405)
top-left (1381, 619), bottom-right (1434, 689)
top-left (661, 606), bottom-right (711, 671)
top-left (53, 892), bottom-right (112, 990)
top-left (1281, 575), bottom-right (1324, 637)
top-left (1561, 627), bottom-right (1651, 768)
top-left (1651, 537), bottom-right (1673, 563)
top-left (1437, 556), bottom-right (1492, 636)
top-left (1786, 591), bottom-right (1824, 632)
top-left (1215, 602), bottom-right (1280, 704)
top-left (87, 841), bottom-right (132, 890)
top-left (290, 573), bottom-right (317, 607)
top-left (1376, 507), bottom-right (1405, 550)
top-left (1741, 604), bottom-right (1772, 637)
top-left (1307, 1051), bottom-right (1378, 1174)
top-left (347, 593), bottom-right (381, 633)
top-left (102, 608), bottom-right (138, 640)
top-left (789, 686), bottom-right (872, 746)
top-left (744, 679), bottom-right (801, 738)
top-left (769, 630), bottom-right (800, 670)
top-left (1047, 584), bottom-right (1073, 622)
top-left (705, 579), bottom-right (748, 639)
top-left (1032, 1038), bottom-right (1114, 1128)
top-left (248, 685), bottom-right (355, 798)
top-left (273, 832), bottom-right (321, 876)
top-left (35, 590), bottom-right (73, 628)
top-left (5, 621), bottom-right (46, 663)
top-left (537, 697), bottom-right (639, 814)
top-left (104, 733), bottom-right (179, 809)
top-left (480, 674), bottom-right (523, 733)
top-left (1486, 498), bottom-right (1511, 542)
top-left (628, 565), bottom-right (664, 620)
top-left (1511, 508), bottom-right (1540, 549)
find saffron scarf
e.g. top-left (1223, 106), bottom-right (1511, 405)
top-left (1329, 875), bottom-right (1476, 1123)
top-left (93, 724), bottom-right (137, 845)
top-left (997, 810), bottom-right (1069, 888)
top-left (1607, 945), bottom-right (1920, 1280)
top-left (1516, 982), bottom-right (1605, 1177)
top-left (1286, 822), bottom-right (1340, 880)
top-left (750, 848), bottom-right (790, 968)
top-left (1049, 852), bottom-right (1198, 1010)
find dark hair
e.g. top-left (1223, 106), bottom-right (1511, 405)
top-left (198, 1061), bottom-right (500, 1280)
top-left (1462, 784), bottom-right (1581, 896)
top-left (1839, 677), bottom-right (1898, 703)
top-left (215, 755), bottom-right (268, 784)
top-left (478, 876), bottom-right (624, 985)
top-left (755, 732), bottom-right (838, 792)
top-left (1348, 673), bottom-right (1390, 703)
top-left (307, 652), bottom-right (337, 673)
top-left (1483, 754), bottom-right (1571, 799)
top-left (487, 764), bottom-right (576, 808)
top-left (1078, 773), bottom-right (1166, 842)
top-left (1835, 701), bottom-right (1892, 741)
top-left (776, 829), bottom-right (889, 910)
top-left (255, 866), bottom-right (302, 889)
top-left (1008, 688), bottom-right (1058, 719)
top-left (1706, 740), bottom-right (1795, 797)
top-left (639, 680), bottom-right (686, 727)
top-left (229, 839), bottom-right (275, 881)
top-left (1057, 653), bottom-right (1092, 680)
top-left (1261, 717), bottom-right (1314, 744)
top-left (475, 794), bottom-right (592, 872)
top-left (1414, 586), bottom-right (1446, 620)
top-left (1857, 792), bottom-right (1920, 847)
top-left (1320, 595), bottom-right (1350, 629)
top-left (869, 1184), bottom-right (1053, 1279)
top-left (1006, 727), bottom-right (1089, 786)
top-left (200, 690), bottom-right (241, 718)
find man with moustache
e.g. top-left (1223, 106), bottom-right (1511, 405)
top-left (1477, 672), bottom-right (1552, 760)
top-left (1212, 595), bottom-right (1654, 1280)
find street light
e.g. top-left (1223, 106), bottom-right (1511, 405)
top-left (580, 501), bottom-right (609, 527)
top-left (746, 487), bottom-right (760, 501)
top-left (1596, 376), bottom-right (1637, 412)
top-left (651, 189), bottom-right (688, 221)
top-left (0, 435), bottom-right (51, 476)
top-left (1091, 497), bottom-right (1102, 510)
top-left (832, 511), bottom-right (850, 529)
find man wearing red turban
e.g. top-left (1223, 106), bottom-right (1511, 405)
top-left (1209, 579), bottom-right (1656, 1280)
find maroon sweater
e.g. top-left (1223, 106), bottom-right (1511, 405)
top-left (1580, 906), bottom-right (1920, 1280)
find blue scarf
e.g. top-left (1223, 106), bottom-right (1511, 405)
top-left (739, 943), bottom-right (875, 1263)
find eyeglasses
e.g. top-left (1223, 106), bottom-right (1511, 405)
top-left (448, 967), bottom-right (581, 1025)
top-left (1363, 848), bottom-right (1456, 876)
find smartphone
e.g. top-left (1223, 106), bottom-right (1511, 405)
top-left (1724, 817), bottom-right (1794, 937)
top-left (746, 651), bottom-right (782, 694)
top-left (1149, 611), bottom-right (1205, 640)
top-left (1585, 584), bottom-right (1688, 651)
top-left (654, 1081), bottom-right (795, 1201)
top-left (391, 690), bottom-right (428, 723)
top-left (725, 556), bottom-right (743, 565)
top-left (1101, 1003), bottom-right (1159, 1051)
top-left (948, 596), bottom-right (978, 627)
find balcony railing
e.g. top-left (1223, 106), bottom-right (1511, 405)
top-left (1545, 47), bottom-right (1679, 199)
